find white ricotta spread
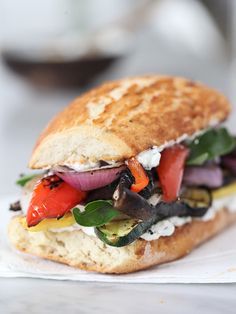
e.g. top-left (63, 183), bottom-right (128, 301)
top-left (135, 130), bottom-right (207, 170)
top-left (50, 224), bottom-right (96, 236)
top-left (140, 216), bottom-right (191, 241)
top-left (141, 195), bottom-right (236, 241)
top-left (48, 203), bottom-right (94, 235)
top-left (137, 147), bottom-right (161, 170)
top-left (148, 193), bottom-right (161, 206)
top-left (61, 160), bottom-right (123, 172)
top-left (49, 195), bottom-right (236, 238)
top-left (140, 220), bottom-right (175, 241)
top-left (211, 195), bottom-right (236, 214)
top-left (169, 216), bottom-right (192, 226)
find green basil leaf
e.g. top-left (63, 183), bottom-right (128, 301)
top-left (187, 128), bottom-right (236, 166)
top-left (73, 200), bottom-right (120, 227)
top-left (187, 152), bottom-right (209, 166)
top-left (16, 174), bottom-right (38, 187)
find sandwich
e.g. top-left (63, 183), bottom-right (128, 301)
top-left (8, 75), bottom-right (236, 274)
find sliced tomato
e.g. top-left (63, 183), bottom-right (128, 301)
top-left (157, 145), bottom-right (189, 202)
top-left (26, 175), bottom-right (87, 227)
top-left (127, 157), bottom-right (149, 193)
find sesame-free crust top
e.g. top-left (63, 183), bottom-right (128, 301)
top-left (29, 76), bottom-right (230, 169)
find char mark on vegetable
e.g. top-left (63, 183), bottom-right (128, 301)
top-left (9, 200), bottom-right (22, 212)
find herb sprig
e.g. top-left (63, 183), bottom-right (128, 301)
top-left (187, 128), bottom-right (236, 165)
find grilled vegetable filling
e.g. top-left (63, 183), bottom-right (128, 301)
top-left (15, 127), bottom-right (236, 247)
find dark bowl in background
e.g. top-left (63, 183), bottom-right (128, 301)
top-left (1, 50), bottom-right (120, 88)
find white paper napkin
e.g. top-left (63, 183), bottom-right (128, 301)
top-left (1, 195), bottom-right (236, 283)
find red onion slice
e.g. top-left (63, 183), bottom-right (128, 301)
top-left (183, 165), bottom-right (223, 188)
top-left (56, 166), bottom-right (126, 191)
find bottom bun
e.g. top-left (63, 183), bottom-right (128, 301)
top-left (8, 209), bottom-right (236, 274)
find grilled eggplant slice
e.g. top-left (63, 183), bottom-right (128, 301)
top-left (113, 186), bottom-right (157, 220)
top-left (114, 185), bottom-right (211, 221)
top-left (97, 187), bottom-right (212, 247)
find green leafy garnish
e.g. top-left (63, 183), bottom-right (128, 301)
top-left (16, 174), bottom-right (38, 187)
top-left (187, 128), bottom-right (236, 166)
top-left (73, 200), bottom-right (120, 227)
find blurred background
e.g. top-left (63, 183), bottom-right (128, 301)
top-left (0, 0), bottom-right (235, 195)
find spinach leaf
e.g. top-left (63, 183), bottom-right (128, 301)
top-left (16, 174), bottom-right (38, 187)
top-left (73, 200), bottom-right (120, 227)
top-left (187, 128), bottom-right (236, 166)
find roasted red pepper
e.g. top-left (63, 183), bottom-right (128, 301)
top-left (26, 175), bottom-right (87, 227)
top-left (127, 157), bottom-right (149, 193)
top-left (157, 145), bottom-right (189, 202)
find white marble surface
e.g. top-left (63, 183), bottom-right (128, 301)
top-left (0, 279), bottom-right (236, 313)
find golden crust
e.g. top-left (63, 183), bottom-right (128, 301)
top-left (29, 75), bottom-right (230, 169)
top-left (8, 209), bottom-right (236, 274)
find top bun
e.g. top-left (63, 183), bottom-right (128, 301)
top-left (29, 75), bottom-right (230, 169)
